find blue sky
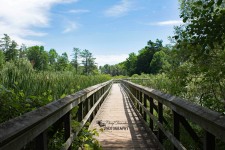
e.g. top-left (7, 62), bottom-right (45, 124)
top-left (0, 0), bottom-right (182, 66)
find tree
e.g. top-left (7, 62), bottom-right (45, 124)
top-left (27, 46), bottom-right (49, 70)
top-left (100, 64), bottom-right (111, 74)
top-left (56, 52), bottom-right (69, 71)
top-left (5, 40), bottom-right (18, 61)
top-left (19, 44), bottom-right (27, 59)
top-left (124, 53), bottom-right (137, 76)
top-left (0, 34), bottom-right (18, 61)
top-left (72, 47), bottom-right (80, 73)
top-left (136, 39), bottom-right (163, 74)
top-left (0, 34), bottom-right (10, 52)
top-left (150, 50), bottom-right (171, 74)
top-left (80, 49), bottom-right (96, 75)
top-left (0, 50), bottom-right (5, 68)
top-left (178, 0), bottom-right (225, 51)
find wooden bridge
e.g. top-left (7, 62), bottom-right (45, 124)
top-left (0, 79), bottom-right (225, 150)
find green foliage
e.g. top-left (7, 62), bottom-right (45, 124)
top-left (26, 46), bottom-right (49, 70)
top-left (179, 0), bottom-right (225, 51)
top-left (125, 53), bottom-right (137, 76)
top-left (80, 49), bottom-right (97, 75)
top-left (0, 59), bottom-right (111, 123)
top-left (72, 47), bottom-right (80, 73)
top-left (150, 50), bottom-right (171, 74)
top-left (100, 62), bottom-right (127, 76)
top-left (0, 50), bottom-right (5, 68)
top-left (73, 125), bottom-right (102, 150)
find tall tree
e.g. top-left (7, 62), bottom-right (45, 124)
top-left (136, 39), bottom-right (163, 74)
top-left (124, 53), bottom-right (137, 76)
top-left (0, 34), bottom-right (18, 61)
top-left (0, 34), bottom-right (11, 52)
top-left (80, 49), bottom-right (96, 75)
top-left (27, 46), bottom-right (49, 70)
top-left (5, 40), bottom-right (18, 61)
top-left (56, 52), bottom-right (69, 71)
top-left (0, 50), bottom-right (5, 68)
top-left (19, 44), bottom-right (27, 59)
top-left (72, 47), bottom-right (80, 73)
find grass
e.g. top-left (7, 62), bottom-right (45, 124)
top-left (0, 59), bottom-right (111, 123)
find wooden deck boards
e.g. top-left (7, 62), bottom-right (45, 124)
top-left (89, 83), bottom-right (159, 150)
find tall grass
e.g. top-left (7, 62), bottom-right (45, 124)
top-left (0, 59), bottom-right (111, 123)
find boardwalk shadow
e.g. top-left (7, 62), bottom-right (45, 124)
top-left (92, 83), bottom-right (159, 150)
top-left (119, 83), bottom-right (159, 149)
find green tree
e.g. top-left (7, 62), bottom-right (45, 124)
top-left (27, 46), bottom-right (49, 70)
top-left (19, 44), bottom-right (27, 59)
top-left (0, 50), bottom-right (5, 68)
top-left (5, 40), bottom-right (18, 61)
top-left (0, 34), bottom-right (18, 61)
top-left (100, 64), bottom-right (111, 74)
top-left (80, 49), bottom-right (96, 75)
top-left (150, 50), bottom-right (171, 74)
top-left (136, 39), bottom-right (163, 74)
top-left (124, 53), bottom-right (137, 76)
top-left (56, 52), bottom-right (69, 71)
top-left (72, 47), bottom-right (80, 73)
top-left (0, 34), bottom-right (10, 52)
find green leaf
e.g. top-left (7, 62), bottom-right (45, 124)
top-left (183, 17), bottom-right (188, 23)
top-left (217, 0), bottom-right (222, 6)
top-left (196, 1), bottom-right (202, 6)
top-left (207, 1), bottom-right (214, 8)
top-left (174, 36), bottom-right (179, 40)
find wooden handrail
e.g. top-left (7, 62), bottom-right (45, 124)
top-left (0, 80), bottom-right (112, 150)
top-left (121, 80), bottom-right (225, 150)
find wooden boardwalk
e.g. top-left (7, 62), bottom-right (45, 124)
top-left (89, 83), bottom-right (159, 150)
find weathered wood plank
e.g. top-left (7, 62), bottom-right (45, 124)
top-left (89, 83), bottom-right (159, 149)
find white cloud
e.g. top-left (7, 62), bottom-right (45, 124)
top-left (105, 0), bottom-right (134, 17)
top-left (62, 21), bottom-right (79, 33)
top-left (149, 20), bottom-right (184, 26)
top-left (0, 0), bottom-right (76, 46)
top-left (95, 54), bottom-right (128, 66)
top-left (68, 9), bottom-right (90, 14)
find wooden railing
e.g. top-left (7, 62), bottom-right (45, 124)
top-left (0, 80), bottom-right (112, 150)
top-left (121, 80), bottom-right (225, 150)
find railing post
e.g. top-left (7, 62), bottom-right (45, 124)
top-left (149, 97), bottom-right (154, 131)
top-left (158, 102), bottom-right (163, 143)
top-left (139, 91), bottom-right (143, 116)
top-left (87, 97), bottom-right (91, 122)
top-left (90, 94), bottom-right (95, 121)
top-left (173, 111), bottom-right (180, 150)
top-left (64, 111), bottom-right (71, 150)
top-left (77, 102), bottom-right (83, 122)
top-left (144, 94), bottom-right (147, 122)
top-left (204, 131), bottom-right (215, 150)
top-left (35, 131), bottom-right (48, 150)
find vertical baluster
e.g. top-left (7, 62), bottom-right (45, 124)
top-left (158, 102), bottom-right (163, 143)
top-left (204, 131), bottom-right (215, 150)
top-left (149, 97), bottom-right (153, 131)
top-left (64, 112), bottom-right (71, 150)
top-left (35, 131), bottom-right (47, 150)
top-left (91, 94), bottom-right (95, 120)
top-left (139, 91), bottom-right (143, 116)
top-left (77, 102), bottom-right (83, 122)
top-left (173, 111), bottom-right (180, 150)
top-left (143, 94), bottom-right (147, 122)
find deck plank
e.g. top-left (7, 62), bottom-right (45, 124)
top-left (89, 83), bottom-right (159, 150)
